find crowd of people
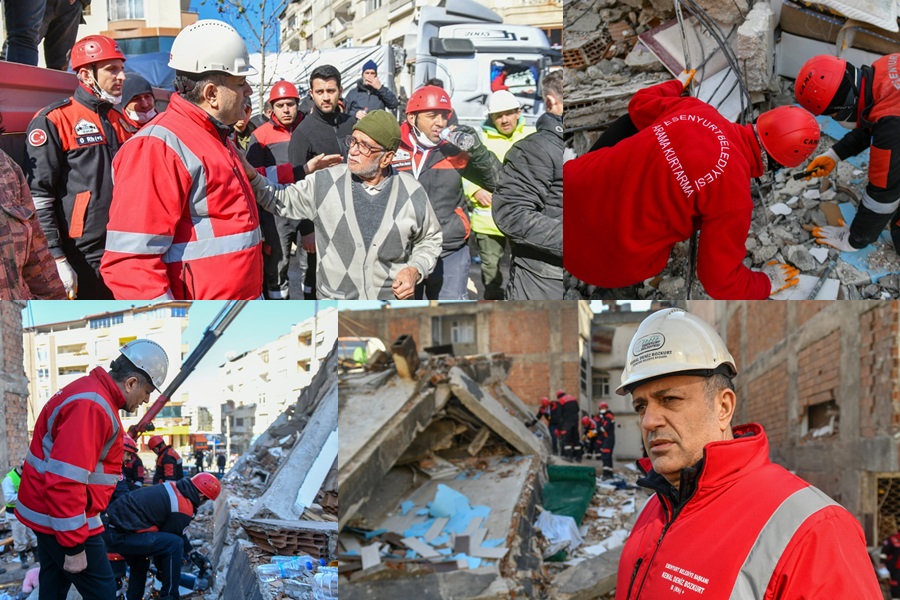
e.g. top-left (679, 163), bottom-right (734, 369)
top-left (565, 51), bottom-right (900, 300)
top-left (1, 18), bottom-right (565, 301)
top-left (534, 390), bottom-right (616, 475)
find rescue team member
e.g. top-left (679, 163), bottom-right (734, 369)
top-left (393, 85), bottom-right (502, 300)
top-left (100, 20), bottom-right (261, 300)
top-left (25, 34), bottom-right (131, 300)
top-left (564, 73), bottom-right (820, 300)
top-left (595, 402), bottom-right (616, 479)
top-left (882, 530), bottom-right (900, 600)
top-left (104, 472), bottom-right (220, 600)
top-left (615, 309), bottom-right (881, 599)
top-left (555, 390), bottom-right (580, 460)
top-left (148, 435), bottom-right (183, 484)
top-left (247, 80), bottom-right (305, 300)
top-left (15, 340), bottom-right (168, 600)
top-left (119, 73), bottom-right (157, 129)
top-left (581, 416), bottom-right (599, 458)
top-left (3, 462), bottom-right (38, 568)
top-left (121, 435), bottom-right (145, 491)
top-left (463, 90), bottom-right (535, 300)
top-left (794, 55), bottom-right (900, 254)
top-left (547, 395), bottom-right (562, 455)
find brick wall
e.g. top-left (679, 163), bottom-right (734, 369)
top-left (797, 330), bottom-right (841, 410)
top-left (796, 301), bottom-right (827, 327)
top-left (744, 363), bottom-right (788, 447)
top-left (859, 303), bottom-right (899, 437)
top-left (744, 302), bottom-right (785, 366)
top-left (0, 302), bottom-right (29, 473)
top-left (488, 309), bottom-right (550, 355)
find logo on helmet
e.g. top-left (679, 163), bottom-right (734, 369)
top-left (634, 333), bottom-right (665, 356)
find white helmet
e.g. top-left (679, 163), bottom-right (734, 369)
top-left (119, 339), bottom-right (169, 391)
top-left (616, 309), bottom-right (736, 396)
top-left (487, 90), bottom-right (521, 115)
top-left (168, 20), bottom-right (257, 76)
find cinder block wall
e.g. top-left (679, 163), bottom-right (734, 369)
top-left (713, 300), bottom-right (900, 544)
top-left (339, 302), bottom-right (584, 407)
top-left (0, 301), bottom-right (30, 474)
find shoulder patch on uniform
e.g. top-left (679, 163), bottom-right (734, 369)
top-left (28, 129), bottom-right (48, 147)
top-left (42, 97), bottom-right (72, 115)
top-left (74, 119), bottom-right (100, 135)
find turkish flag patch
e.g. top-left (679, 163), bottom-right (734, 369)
top-left (29, 129), bottom-right (48, 147)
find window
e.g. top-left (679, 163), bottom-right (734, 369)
top-left (451, 320), bottom-right (474, 344)
top-left (367, 0), bottom-right (382, 13)
top-left (592, 371), bottom-right (611, 399)
top-left (37, 368), bottom-right (49, 380)
top-left (236, 418), bottom-right (244, 427)
top-left (108, 0), bottom-right (145, 20)
top-left (90, 315), bottom-right (123, 329)
top-left (288, 15), bottom-right (296, 29)
top-left (36, 347), bottom-right (48, 364)
top-left (171, 307), bottom-right (187, 318)
top-left (159, 406), bottom-right (182, 418)
top-left (260, 351), bottom-right (269, 364)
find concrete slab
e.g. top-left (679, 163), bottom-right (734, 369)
top-left (223, 541), bottom-right (266, 600)
top-left (341, 567), bottom-right (510, 600)
top-left (339, 384), bottom-right (452, 528)
top-left (550, 544), bottom-right (624, 600)
top-left (339, 375), bottom-right (419, 466)
top-left (449, 367), bottom-right (543, 456)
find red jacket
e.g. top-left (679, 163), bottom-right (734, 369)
top-left (565, 80), bottom-right (771, 299)
top-left (15, 368), bottom-right (125, 552)
top-left (246, 116), bottom-right (298, 184)
top-left (153, 446), bottom-right (183, 484)
top-left (617, 424), bottom-right (881, 599)
top-left (100, 93), bottom-right (263, 299)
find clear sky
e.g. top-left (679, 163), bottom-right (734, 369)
top-left (22, 300), bottom-right (337, 401)
top-left (191, 0), bottom-right (282, 53)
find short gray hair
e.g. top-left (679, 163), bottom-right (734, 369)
top-left (174, 71), bottom-right (229, 105)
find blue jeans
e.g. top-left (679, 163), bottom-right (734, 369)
top-left (421, 245), bottom-right (471, 300)
top-left (35, 531), bottom-right (116, 600)
top-left (104, 529), bottom-right (184, 600)
top-left (38, 0), bottom-right (83, 70)
top-left (2, 0), bottom-right (46, 66)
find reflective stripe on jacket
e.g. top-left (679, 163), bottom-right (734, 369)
top-left (101, 93), bottom-right (263, 299)
top-left (616, 424), bottom-right (882, 600)
top-left (15, 367), bottom-right (125, 549)
top-left (154, 446), bottom-right (183, 484)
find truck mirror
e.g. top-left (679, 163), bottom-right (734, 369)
top-left (429, 38), bottom-right (476, 56)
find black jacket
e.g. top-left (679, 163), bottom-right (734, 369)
top-left (492, 112), bottom-right (564, 280)
top-left (345, 79), bottom-right (399, 115)
top-left (106, 478), bottom-right (200, 535)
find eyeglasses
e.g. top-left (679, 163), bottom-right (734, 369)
top-left (345, 135), bottom-right (386, 156)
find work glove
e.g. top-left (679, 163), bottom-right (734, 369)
top-left (812, 220), bottom-right (859, 252)
top-left (805, 148), bottom-right (839, 180)
top-left (761, 260), bottom-right (800, 296)
top-left (453, 124), bottom-right (483, 151)
top-left (676, 69), bottom-right (696, 90)
top-left (55, 258), bottom-right (77, 299)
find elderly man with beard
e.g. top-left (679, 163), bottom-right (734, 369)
top-left (242, 110), bottom-right (442, 299)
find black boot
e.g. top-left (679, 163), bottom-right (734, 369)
top-left (19, 551), bottom-right (29, 568)
top-left (32, 548), bottom-right (40, 563)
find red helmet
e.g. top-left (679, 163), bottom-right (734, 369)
top-left (191, 472), bottom-right (221, 501)
top-left (269, 80), bottom-right (300, 104)
top-left (406, 85), bottom-right (453, 116)
top-left (148, 435), bottom-right (166, 451)
top-left (556, 389), bottom-right (565, 399)
top-left (540, 397), bottom-right (549, 407)
top-left (71, 35), bottom-right (126, 70)
top-left (756, 106), bottom-right (820, 168)
top-left (581, 416), bottom-right (592, 426)
top-left (123, 435), bottom-right (138, 453)
top-left (794, 55), bottom-right (847, 116)
top-left (599, 402), bottom-right (609, 411)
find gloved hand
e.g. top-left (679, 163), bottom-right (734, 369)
top-left (761, 260), bottom-right (800, 296)
top-left (812, 220), bottom-right (859, 252)
top-left (453, 124), bottom-right (482, 151)
top-left (676, 69), bottom-right (697, 90)
top-left (55, 258), bottom-right (77, 299)
top-left (805, 148), bottom-right (839, 180)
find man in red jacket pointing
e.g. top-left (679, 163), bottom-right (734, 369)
top-left (565, 74), bottom-right (820, 299)
top-left (615, 309), bottom-right (881, 600)
top-left (16, 339), bottom-right (168, 600)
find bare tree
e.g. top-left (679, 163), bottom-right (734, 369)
top-left (202, 0), bottom-right (293, 109)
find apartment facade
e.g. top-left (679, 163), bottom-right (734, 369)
top-left (220, 307), bottom-right (337, 454)
top-left (22, 302), bottom-right (190, 445)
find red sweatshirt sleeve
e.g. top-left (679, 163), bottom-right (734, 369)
top-left (628, 80), bottom-right (686, 131)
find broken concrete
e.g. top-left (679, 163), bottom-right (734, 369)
top-left (550, 545), bottom-right (623, 600)
top-left (737, 2), bottom-right (775, 92)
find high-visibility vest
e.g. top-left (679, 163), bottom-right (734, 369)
top-left (4, 468), bottom-right (20, 509)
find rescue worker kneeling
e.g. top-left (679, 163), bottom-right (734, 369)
top-left (103, 473), bottom-right (220, 600)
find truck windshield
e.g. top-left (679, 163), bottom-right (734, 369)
top-left (490, 60), bottom-right (541, 101)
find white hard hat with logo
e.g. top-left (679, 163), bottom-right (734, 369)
top-left (616, 309), bottom-right (736, 396)
top-left (119, 339), bottom-right (169, 391)
top-left (487, 90), bottom-right (521, 115)
top-left (168, 20), bottom-right (257, 76)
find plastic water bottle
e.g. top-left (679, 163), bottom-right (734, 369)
top-left (311, 566), bottom-right (338, 599)
top-left (439, 127), bottom-right (476, 151)
top-left (256, 563), bottom-right (281, 583)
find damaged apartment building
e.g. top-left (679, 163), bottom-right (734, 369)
top-left (337, 302), bottom-right (649, 599)
top-left (566, 0), bottom-right (900, 299)
top-left (595, 300), bottom-right (900, 550)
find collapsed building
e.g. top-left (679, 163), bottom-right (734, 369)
top-left (565, 0), bottom-right (900, 299)
top-left (338, 336), bottom-right (644, 600)
top-left (200, 343), bottom-right (338, 600)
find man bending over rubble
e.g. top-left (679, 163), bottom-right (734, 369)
top-left (614, 309), bottom-right (881, 599)
top-left (564, 72), bottom-right (821, 299)
top-left (795, 54), bottom-right (900, 255)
